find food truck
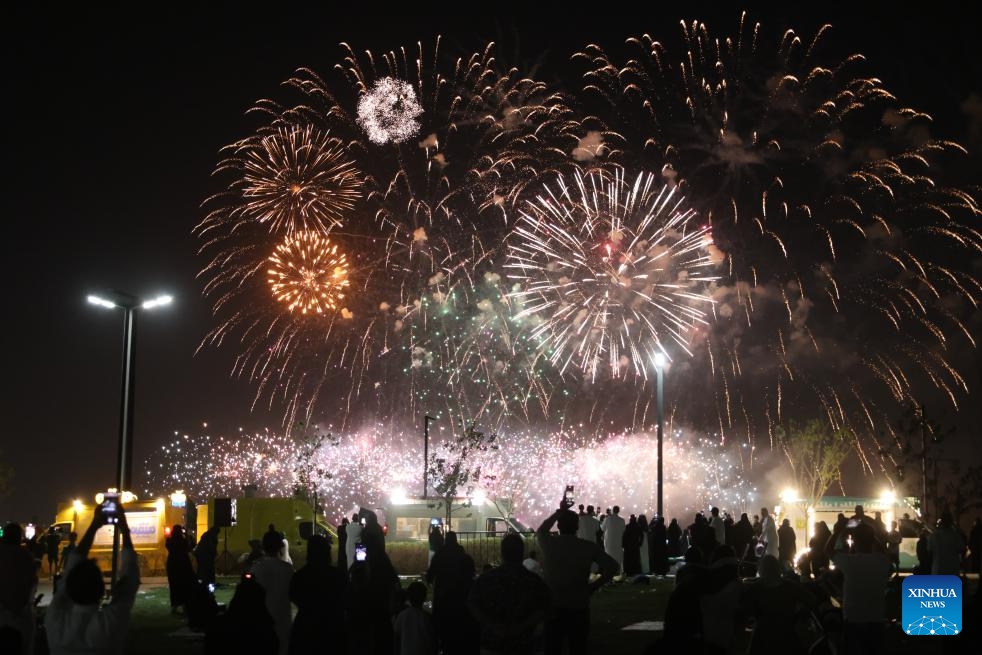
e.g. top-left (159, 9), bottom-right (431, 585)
top-left (775, 492), bottom-right (922, 569)
top-left (50, 491), bottom-right (188, 575)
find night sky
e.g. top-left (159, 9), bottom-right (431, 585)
top-left (5, 2), bottom-right (980, 522)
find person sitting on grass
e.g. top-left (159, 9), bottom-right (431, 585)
top-left (44, 503), bottom-right (141, 655)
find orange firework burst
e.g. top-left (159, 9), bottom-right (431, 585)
top-left (268, 232), bottom-right (350, 315)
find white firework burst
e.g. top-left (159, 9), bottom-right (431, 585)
top-left (356, 76), bottom-right (424, 145)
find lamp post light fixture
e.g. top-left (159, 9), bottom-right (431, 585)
top-left (87, 290), bottom-right (172, 586)
top-left (653, 352), bottom-right (666, 519)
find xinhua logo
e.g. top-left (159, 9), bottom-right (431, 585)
top-left (902, 575), bottom-right (962, 636)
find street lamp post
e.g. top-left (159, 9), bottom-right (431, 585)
top-left (654, 352), bottom-right (666, 519)
top-left (423, 415), bottom-right (436, 499)
top-left (87, 291), bottom-right (172, 585)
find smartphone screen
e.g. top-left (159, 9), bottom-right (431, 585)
top-left (355, 544), bottom-right (367, 562)
top-left (102, 493), bottom-right (120, 524)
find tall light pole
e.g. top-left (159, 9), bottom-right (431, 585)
top-left (87, 291), bottom-right (172, 584)
top-left (423, 415), bottom-right (436, 499)
top-left (654, 352), bottom-right (666, 519)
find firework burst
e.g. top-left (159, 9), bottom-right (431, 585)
top-left (268, 231), bottom-right (350, 315)
top-left (216, 125), bottom-right (361, 235)
top-left (507, 168), bottom-right (718, 380)
top-left (356, 76), bottom-right (424, 145)
top-left (574, 16), bottom-right (980, 462)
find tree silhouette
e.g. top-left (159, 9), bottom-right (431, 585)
top-left (427, 423), bottom-right (497, 529)
top-left (778, 419), bottom-right (853, 510)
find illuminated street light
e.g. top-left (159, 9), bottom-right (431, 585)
top-left (86, 289), bottom-right (172, 587)
top-left (653, 351), bottom-right (667, 518)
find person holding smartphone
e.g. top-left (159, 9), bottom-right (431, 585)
top-left (536, 496), bottom-right (619, 655)
top-left (45, 500), bottom-right (141, 655)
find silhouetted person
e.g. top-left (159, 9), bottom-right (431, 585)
top-left (45, 528), bottom-right (61, 577)
top-left (536, 501), bottom-right (618, 655)
top-left (602, 506), bottom-right (626, 572)
top-left (915, 529), bottom-right (932, 574)
top-left (885, 521), bottom-right (902, 574)
top-left (59, 532), bottom-right (77, 574)
top-left (289, 534), bottom-right (344, 655)
top-left (194, 526), bottom-right (220, 587)
top-left (701, 545), bottom-right (742, 654)
top-left (826, 521), bottom-right (891, 655)
top-left (344, 513), bottom-right (362, 571)
top-left (708, 507), bottom-right (725, 546)
top-left (427, 524), bottom-right (444, 566)
top-left (649, 516), bottom-right (669, 576)
top-left (661, 547), bottom-right (709, 647)
top-left (688, 513), bottom-right (716, 556)
top-left (730, 513), bottom-right (754, 560)
top-left (166, 525), bottom-right (195, 614)
top-left (752, 514), bottom-right (762, 539)
top-left (0, 523), bottom-right (37, 655)
top-left (252, 530), bottom-right (294, 655)
top-left (337, 516), bottom-right (349, 570)
top-left (759, 508), bottom-right (778, 558)
top-left (347, 532), bottom-right (399, 655)
top-left (637, 515), bottom-right (650, 573)
top-left (205, 578), bottom-right (278, 655)
top-left (666, 518), bottom-right (683, 557)
top-left (969, 517), bottom-right (982, 573)
top-left (576, 506), bottom-right (600, 543)
top-left (359, 508), bottom-right (385, 550)
top-left (741, 555), bottom-right (816, 655)
top-left (622, 515), bottom-right (643, 576)
top-left (777, 518), bottom-right (796, 565)
top-left (46, 504), bottom-right (140, 655)
top-left (469, 532), bottom-right (550, 655)
top-left (929, 510), bottom-right (966, 575)
top-left (394, 581), bottom-right (436, 655)
top-left (674, 546), bottom-right (705, 588)
top-left (807, 521), bottom-right (831, 576)
top-left (425, 531), bottom-right (476, 654)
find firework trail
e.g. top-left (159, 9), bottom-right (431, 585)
top-left (574, 15), bottom-right (980, 466)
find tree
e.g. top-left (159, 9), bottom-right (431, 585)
top-left (778, 419), bottom-right (853, 510)
top-left (940, 463), bottom-right (982, 526)
top-left (0, 449), bottom-right (12, 502)
top-left (880, 402), bottom-right (953, 520)
top-left (292, 423), bottom-right (337, 531)
top-left (428, 423), bottom-right (497, 530)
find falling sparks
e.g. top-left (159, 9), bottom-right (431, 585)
top-left (144, 425), bottom-right (763, 525)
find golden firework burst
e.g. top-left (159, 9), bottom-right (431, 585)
top-left (268, 232), bottom-right (350, 314)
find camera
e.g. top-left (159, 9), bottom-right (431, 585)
top-left (355, 543), bottom-right (368, 562)
top-left (101, 492), bottom-right (120, 524)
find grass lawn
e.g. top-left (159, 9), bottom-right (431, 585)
top-left (81, 574), bottom-right (981, 655)
top-left (111, 577), bottom-right (670, 655)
